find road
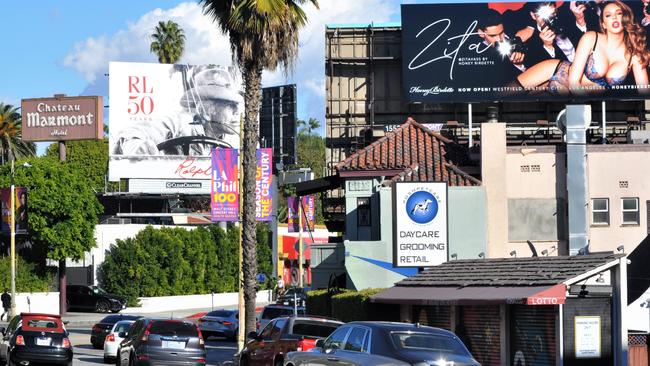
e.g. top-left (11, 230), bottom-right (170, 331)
top-left (69, 327), bottom-right (239, 366)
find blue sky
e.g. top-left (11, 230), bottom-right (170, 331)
top-left (1, 0), bottom-right (497, 154)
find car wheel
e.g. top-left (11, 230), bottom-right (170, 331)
top-left (92, 341), bottom-right (102, 350)
top-left (274, 358), bottom-right (284, 366)
top-left (103, 355), bottom-right (112, 364)
top-left (96, 300), bottom-right (110, 313)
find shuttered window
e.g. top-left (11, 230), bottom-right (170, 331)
top-left (412, 305), bottom-right (451, 330)
top-left (510, 305), bottom-right (557, 366)
top-left (458, 305), bottom-right (501, 366)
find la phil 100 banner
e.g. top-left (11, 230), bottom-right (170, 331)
top-left (402, 1), bottom-right (650, 103)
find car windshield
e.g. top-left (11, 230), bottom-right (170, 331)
top-left (262, 307), bottom-right (304, 319)
top-left (91, 286), bottom-right (108, 295)
top-left (391, 332), bottom-right (471, 357)
top-left (206, 310), bottom-right (235, 318)
top-left (291, 320), bottom-right (340, 338)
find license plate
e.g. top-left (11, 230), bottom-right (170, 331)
top-left (35, 338), bottom-right (51, 346)
top-left (162, 340), bottom-right (185, 349)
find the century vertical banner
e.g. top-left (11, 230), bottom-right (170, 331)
top-left (255, 148), bottom-right (273, 221)
top-left (211, 149), bottom-right (239, 222)
top-left (288, 195), bottom-right (315, 232)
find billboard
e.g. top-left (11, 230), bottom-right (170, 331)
top-left (393, 182), bottom-right (447, 267)
top-left (21, 96), bottom-right (103, 142)
top-left (211, 149), bottom-right (239, 222)
top-left (259, 85), bottom-right (297, 171)
top-left (109, 62), bottom-right (243, 180)
top-left (402, 1), bottom-right (650, 103)
top-left (1, 187), bottom-right (28, 235)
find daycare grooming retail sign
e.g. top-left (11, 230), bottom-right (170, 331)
top-left (394, 182), bottom-right (448, 267)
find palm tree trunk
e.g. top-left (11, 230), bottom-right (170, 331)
top-left (241, 61), bottom-right (263, 335)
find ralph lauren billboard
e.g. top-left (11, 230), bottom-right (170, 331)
top-left (402, 1), bottom-right (650, 103)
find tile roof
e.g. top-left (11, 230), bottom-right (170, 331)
top-left (395, 253), bottom-right (624, 288)
top-left (335, 118), bottom-right (480, 186)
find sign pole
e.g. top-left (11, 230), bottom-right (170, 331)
top-left (59, 141), bottom-right (67, 316)
top-left (468, 103), bottom-right (473, 147)
top-left (10, 160), bottom-right (16, 318)
top-left (298, 196), bottom-right (303, 288)
top-left (237, 126), bottom-right (245, 352)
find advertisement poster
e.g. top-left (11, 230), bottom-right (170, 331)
top-left (108, 62), bottom-right (244, 181)
top-left (402, 1), bottom-right (650, 103)
top-left (1, 187), bottom-right (28, 235)
top-left (288, 196), bottom-right (315, 232)
top-left (575, 316), bottom-right (601, 358)
top-left (393, 182), bottom-right (448, 267)
top-left (255, 148), bottom-right (273, 221)
top-left (211, 149), bottom-right (239, 222)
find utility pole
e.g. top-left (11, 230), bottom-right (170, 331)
top-left (59, 141), bottom-right (67, 315)
top-left (10, 160), bottom-right (16, 318)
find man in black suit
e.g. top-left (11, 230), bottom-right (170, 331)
top-left (522, 2), bottom-right (576, 68)
top-left (559, 1), bottom-right (603, 46)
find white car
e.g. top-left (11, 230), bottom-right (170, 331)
top-left (103, 319), bottom-right (135, 363)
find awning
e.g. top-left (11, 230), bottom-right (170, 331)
top-left (370, 284), bottom-right (566, 306)
top-left (294, 175), bottom-right (341, 196)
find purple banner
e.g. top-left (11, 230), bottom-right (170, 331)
top-left (1, 187), bottom-right (28, 235)
top-left (288, 195), bottom-right (315, 232)
top-left (255, 148), bottom-right (273, 221)
top-left (211, 149), bottom-right (239, 222)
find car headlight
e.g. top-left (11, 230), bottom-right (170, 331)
top-left (414, 360), bottom-right (455, 366)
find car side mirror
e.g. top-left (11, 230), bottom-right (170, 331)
top-left (0, 327), bottom-right (5, 336)
top-left (247, 331), bottom-right (259, 340)
top-left (118, 332), bottom-right (127, 338)
top-left (315, 338), bottom-right (325, 348)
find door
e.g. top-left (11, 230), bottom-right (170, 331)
top-left (119, 319), bottom-right (143, 366)
top-left (303, 326), bottom-right (352, 365)
top-left (260, 318), bottom-right (286, 364)
top-left (0, 316), bottom-right (20, 360)
top-left (249, 320), bottom-right (276, 364)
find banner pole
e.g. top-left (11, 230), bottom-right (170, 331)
top-left (237, 123), bottom-right (245, 352)
top-left (601, 101), bottom-right (606, 144)
top-left (298, 196), bottom-right (303, 288)
top-left (468, 103), bottom-right (473, 147)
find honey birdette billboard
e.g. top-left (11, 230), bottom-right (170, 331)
top-left (21, 96), bottom-right (103, 141)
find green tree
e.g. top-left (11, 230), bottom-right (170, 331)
top-left (0, 157), bottom-right (102, 262)
top-left (297, 117), bottom-right (320, 136)
top-left (150, 20), bottom-right (186, 64)
top-left (200, 0), bottom-right (319, 335)
top-left (0, 103), bottom-right (35, 164)
top-left (45, 140), bottom-right (118, 192)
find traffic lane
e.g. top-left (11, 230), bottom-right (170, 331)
top-left (68, 328), bottom-right (238, 366)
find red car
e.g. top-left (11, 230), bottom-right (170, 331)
top-left (240, 316), bottom-right (343, 366)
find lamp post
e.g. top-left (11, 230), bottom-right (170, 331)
top-left (10, 161), bottom-right (30, 318)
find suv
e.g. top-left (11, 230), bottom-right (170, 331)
top-left (277, 287), bottom-right (309, 306)
top-left (258, 304), bottom-right (305, 332)
top-left (0, 313), bottom-right (73, 366)
top-left (66, 285), bottom-right (127, 313)
top-left (116, 318), bottom-right (206, 366)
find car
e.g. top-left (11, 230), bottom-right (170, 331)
top-left (116, 317), bottom-right (206, 366)
top-left (103, 319), bottom-right (135, 363)
top-left (240, 316), bottom-right (343, 366)
top-left (91, 314), bottom-right (142, 349)
top-left (197, 309), bottom-right (238, 341)
top-left (277, 287), bottom-right (309, 306)
top-left (0, 313), bottom-right (73, 366)
top-left (284, 321), bottom-right (480, 366)
top-left (66, 284), bottom-right (127, 313)
top-left (258, 304), bottom-right (305, 332)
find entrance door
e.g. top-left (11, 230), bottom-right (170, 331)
top-left (510, 305), bottom-right (557, 366)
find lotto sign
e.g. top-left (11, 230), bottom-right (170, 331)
top-left (211, 149), bottom-right (239, 221)
top-left (393, 182), bottom-right (448, 267)
top-left (255, 148), bottom-right (273, 221)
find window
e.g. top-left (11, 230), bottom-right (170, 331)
top-left (259, 320), bottom-right (275, 340)
top-left (622, 198), bottom-right (640, 225)
top-left (357, 197), bottom-right (371, 226)
top-left (344, 327), bottom-right (369, 352)
top-left (270, 318), bottom-right (287, 340)
top-left (591, 198), bottom-right (609, 225)
top-left (324, 326), bottom-right (350, 350)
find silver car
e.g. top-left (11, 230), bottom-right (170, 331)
top-left (284, 322), bottom-right (479, 366)
top-left (198, 309), bottom-right (239, 341)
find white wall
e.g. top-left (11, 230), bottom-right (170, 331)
top-left (123, 290), bottom-right (272, 313)
top-left (14, 292), bottom-right (60, 315)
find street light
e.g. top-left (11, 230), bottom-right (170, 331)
top-left (10, 161), bottom-right (30, 318)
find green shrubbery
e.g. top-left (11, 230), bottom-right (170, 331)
top-left (0, 257), bottom-right (55, 293)
top-left (305, 289), bottom-right (334, 317)
top-left (307, 288), bottom-right (401, 323)
top-left (98, 224), bottom-right (273, 306)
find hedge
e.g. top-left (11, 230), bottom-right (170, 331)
top-left (0, 257), bottom-right (55, 293)
top-left (306, 289), bottom-right (335, 317)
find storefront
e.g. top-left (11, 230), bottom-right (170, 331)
top-left (371, 253), bottom-right (628, 366)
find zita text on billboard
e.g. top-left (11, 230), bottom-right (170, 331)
top-left (402, 1), bottom-right (650, 103)
top-left (394, 182), bottom-right (448, 267)
top-left (108, 62), bottom-right (244, 181)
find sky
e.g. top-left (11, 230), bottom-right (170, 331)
top-left (0, 0), bottom-right (486, 155)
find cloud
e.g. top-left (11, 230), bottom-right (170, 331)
top-left (63, 0), bottom-right (398, 128)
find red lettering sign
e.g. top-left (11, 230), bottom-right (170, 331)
top-left (175, 157), bottom-right (212, 178)
top-left (127, 76), bottom-right (154, 115)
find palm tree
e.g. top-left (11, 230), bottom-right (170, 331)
top-left (0, 103), bottom-right (35, 164)
top-left (150, 20), bottom-right (186, 64)
top-left (200, 0), bottom-right (318, 335)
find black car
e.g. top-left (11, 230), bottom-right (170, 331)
top-left (285, 321), bottom-right (479, 366)
top-left (277, 287), bottom-right (309, 306)
top-left (0, 313), bottom-right (73, 366)
top-left (117, 317), bottom-right (206, 366)
top-left (66, 284), bottom-right (127, 313)
top-left (91, 314), bottom-right (142, 349)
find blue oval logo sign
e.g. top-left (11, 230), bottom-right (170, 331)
top-left (405, 190), bottom-right (439, 224)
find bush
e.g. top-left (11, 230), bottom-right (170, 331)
top-left (331, 288), bottom-right (388, 323)
top-left (306, 289), bottom-right (331, 317)
top-left (0, 257), bottom-right (55, 293)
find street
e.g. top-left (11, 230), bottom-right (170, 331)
top-left (68, 327), bottom-right (238, 366)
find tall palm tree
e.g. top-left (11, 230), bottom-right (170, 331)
top-left (150, 20), bottom-right (186, 64)
top-left (200, 0), bottom-right (318, 335)
top-left (0, 103), bottom-right (35, 164)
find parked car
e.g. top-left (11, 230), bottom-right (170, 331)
top-left (103, 319), bottom-right (135, 363)
top-left (0, 313), bottom-right (73, 366)
top-left (284, 321), bottom-right (479, 366)
top-left (240, 316), bottom-right (343, 366)
top-left (198, 309), bottom-right (238, 341)
top-left (258, 304), bottom-right (305, 332)
top-left (66, 284), bottom-right (127, 313)
top-left (91, 314), bottom-right (142, 349)
top-left (116, 318), bottom-right (206, 366)
top-left (277, 287), bottom-right (309, 306)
